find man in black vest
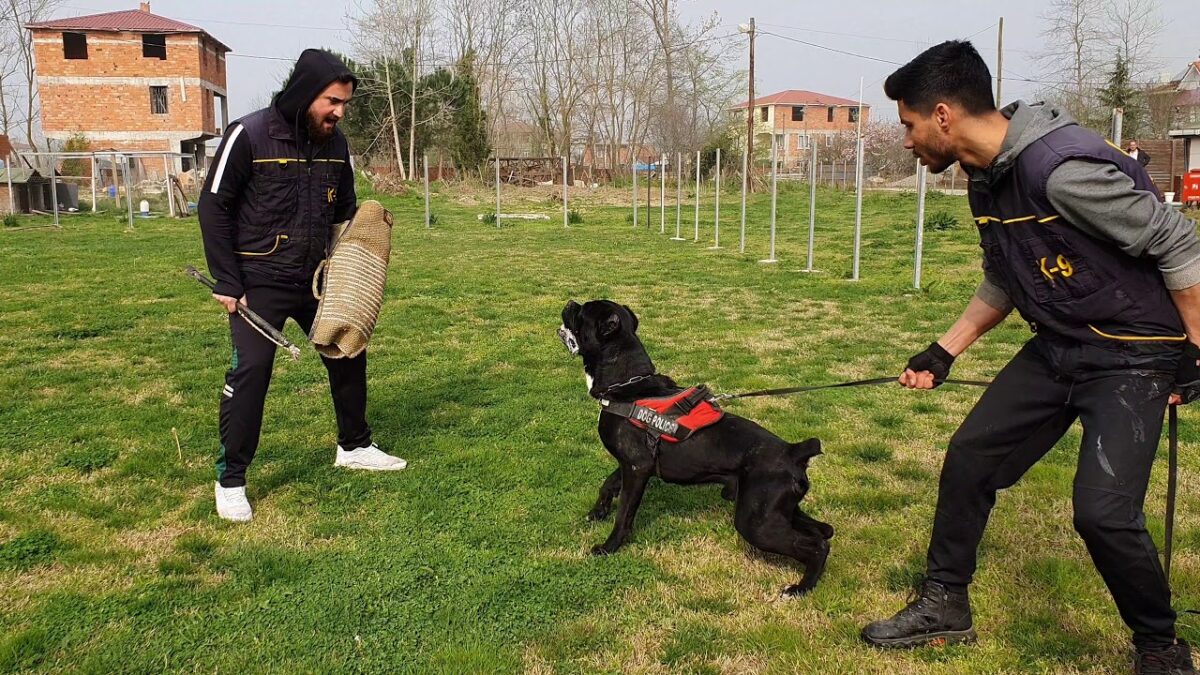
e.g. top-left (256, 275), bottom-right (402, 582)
top-left (199, 49), bottom-right (406, 524)
top-left (859, 41), bottom-right (1200, 674)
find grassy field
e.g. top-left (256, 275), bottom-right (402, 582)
top-left (2, 179), bottom-right (1199, 674)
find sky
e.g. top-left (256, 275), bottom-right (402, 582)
top-left (50, 0), bottom-right (1200, 123)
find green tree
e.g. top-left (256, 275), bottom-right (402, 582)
top-left (1097, 52), bottom-right (1144, 140)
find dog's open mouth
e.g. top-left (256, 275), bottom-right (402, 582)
top-left (557, 325), bottom-right (580, 355)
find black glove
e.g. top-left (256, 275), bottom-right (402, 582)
top-left (1175, 342), bottom-right (1200, 404)
top-left (906, 341), bottom-right (955, 388)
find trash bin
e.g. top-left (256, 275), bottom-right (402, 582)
top-left (1183, 170), bottom-right (1200, 205)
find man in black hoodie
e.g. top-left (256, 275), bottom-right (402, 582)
top-left (200, 49), bottom-right (406, 523)
top-left (859, 41), bottom-right (1200, 674)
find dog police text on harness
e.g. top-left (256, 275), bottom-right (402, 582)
top-left (631, 406), bottom-right (680, 436)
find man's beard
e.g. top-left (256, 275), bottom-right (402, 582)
top-left (306, 111), bottom-right (337, 143)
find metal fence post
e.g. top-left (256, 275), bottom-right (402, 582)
top-left (739, 147), bottom-right (747, 253)
top-left (424, 153), bottom-right (431, 228)
top-left (50, 161), bottom-right (59, 227)
top-left (915, 162), bottom-right (928, 289)
top-left (672, 152), bottom-right (684, 240)
top-left (631, 159), bottom-right (638, 228)
top-left (805, 144), bottom-right (817, 271)
top-left (710, 147), bottom-right (721, 249)
top-left (90, 153), bottom-right (97, 213)
top-left (761, 135), bottom-right (778, 263)
top-left (693, 150), bottom-right (700, 242)
top-left (659, 153), bottom-right (665, 233)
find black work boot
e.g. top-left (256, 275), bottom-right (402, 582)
top-left (861, 578), bottom-right (976, 648)
top-left (1134, 640), bottom-right (1197, 674)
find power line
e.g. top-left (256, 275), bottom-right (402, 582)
top-left (231, 30), bottom-right (743, 71)
top-left (757, 29), bottom-right (903, 66)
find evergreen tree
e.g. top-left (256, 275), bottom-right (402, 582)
top-left (1097, 52), bottom-right (1144, 140)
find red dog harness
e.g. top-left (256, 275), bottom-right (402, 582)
top-left (599, 386), bottom-right (724, 442)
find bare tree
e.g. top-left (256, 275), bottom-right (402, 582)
top-left (1102, 0), bottom-right (1163, 82)
top-left (1036, 0), bottom-right (1105, 125)
top-left (350, 0), bottom-right (439, 178)
top-left (444, 0), bottom-right (522, 148)
top-left (2, 0), bottom-right (62, 149)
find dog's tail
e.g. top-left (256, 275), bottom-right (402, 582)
top-left (789, 438), bottom-right (822, 464)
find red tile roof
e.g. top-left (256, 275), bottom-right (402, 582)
top-left (27, 8), bottom-right (229, 51)
top-left (732, 90), bottom-right (865, 109)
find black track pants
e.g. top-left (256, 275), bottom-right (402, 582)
top-left (216, 283), bottom-right (371, 488)
top-left (925, 335), bottom-right (1180, 648)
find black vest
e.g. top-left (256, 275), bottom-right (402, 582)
top-left (968, 123), bottom-right (1184, 347)
top-left (232, 107), bottom-right (348, 286)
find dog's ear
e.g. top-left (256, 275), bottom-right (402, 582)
top-left (599, 312), bottom-right (621, 337)
top-left (621, 304), bottom-right (639, 334)
top-left (790, 438), bottom-right (822, 463)
top-left (562, 300), bottom-right (581, 327)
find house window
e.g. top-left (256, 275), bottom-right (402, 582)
top-left (63, 32), bottom-right (87, 59)
top-left (827, 106), bottom-right (835, 122)
top-left (849, 107), bottom-right (860, 123)
top-left (791, 106), bottom-right (805, 122)
top-left (795, 134), bottom-right (810, 150)
top-left (760, 106), bottom-right (769, 122)
top-left (826, 134), bottom-right (832, 147)
top-left (150, 86), bottom-right (169, 114)
top-left (142, 34), bottom-right (166, 59)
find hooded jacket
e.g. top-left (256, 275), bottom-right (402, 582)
top-left (965, 101), bottom-right (1200, 346)
top-left (199, 49), bottom-right (358, 297)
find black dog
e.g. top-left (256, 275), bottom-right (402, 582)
top-left (559, 299), bottom-right (832, 597)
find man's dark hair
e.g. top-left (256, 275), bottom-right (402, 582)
top-left (884, 40), bottom-right (995, 115)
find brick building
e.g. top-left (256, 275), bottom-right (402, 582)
top-left (28, 2), bottom-right (230, 173)
top-left (731, 90), bottom-right (870, 167)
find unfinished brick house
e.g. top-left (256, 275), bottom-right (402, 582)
top-left (28, 2), bottom-right (230, 174)
top-left (731, 90), bottom-right (871, 167)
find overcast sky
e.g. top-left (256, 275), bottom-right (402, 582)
top-left (54, 0), bottom-right (1199, 123)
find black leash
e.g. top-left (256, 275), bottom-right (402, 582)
top-left (714, 376), bottom-right (992, 400)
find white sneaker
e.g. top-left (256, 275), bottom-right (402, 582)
top-left (215, 482), bottom-right (253, 522)
top-left (335, 442), bottom-right (407, 471)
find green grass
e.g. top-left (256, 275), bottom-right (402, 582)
top-left (1, 179), bottom-right (1197, 673)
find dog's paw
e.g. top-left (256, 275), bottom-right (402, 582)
top-left (780, 584), bottom-right (813, 599)
top-left (817, 523), bottom-right (835, 540)
top-left (590, 544), bottom-right (615, 557)
top-left (586, 508), bottom-right (611, 522)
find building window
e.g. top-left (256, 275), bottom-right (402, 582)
top-left (791, 106), bottom-right (805, 122)
top-left (826, 134), bottom-right (832, 147)
top-left (760, 106), bottom-right (769, 122)
top-left (795, 134), bottom-right (810, 150)
top-left (63, 32), bottom-right (87, 59)
top-left (142, 34), bottom-right (166, 59)
top-left (827, 106), bottom-right (835, 122)
top-left (150, 86), bottom-right (169, 114)
top-left (849, 107), bottom-right (860, 123)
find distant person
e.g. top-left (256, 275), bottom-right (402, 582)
top-left (861, 40), bottom-right (1200, 675)
top-left (198, 49), bottom-right (407, 523)
top-left (1128, 140), bottom-right (1152, 167)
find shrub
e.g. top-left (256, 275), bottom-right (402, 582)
top-left (926, 210), bottom-right (958, 230)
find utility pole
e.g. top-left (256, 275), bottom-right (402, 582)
top-left (995, 17), bottom-right (1004, 105)
top-left (742, 18), bottom-right (756, 187)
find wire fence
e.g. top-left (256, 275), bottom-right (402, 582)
top-left (1, 151), bottom-right (201, 229)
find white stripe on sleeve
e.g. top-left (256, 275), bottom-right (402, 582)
top-left (209, 124), bottom-right (245, 194)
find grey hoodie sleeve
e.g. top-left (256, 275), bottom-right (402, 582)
top-left (975, 277), bottom-right (1014, 313)
top-left (1045, 159), bottom-right (1200, 290)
